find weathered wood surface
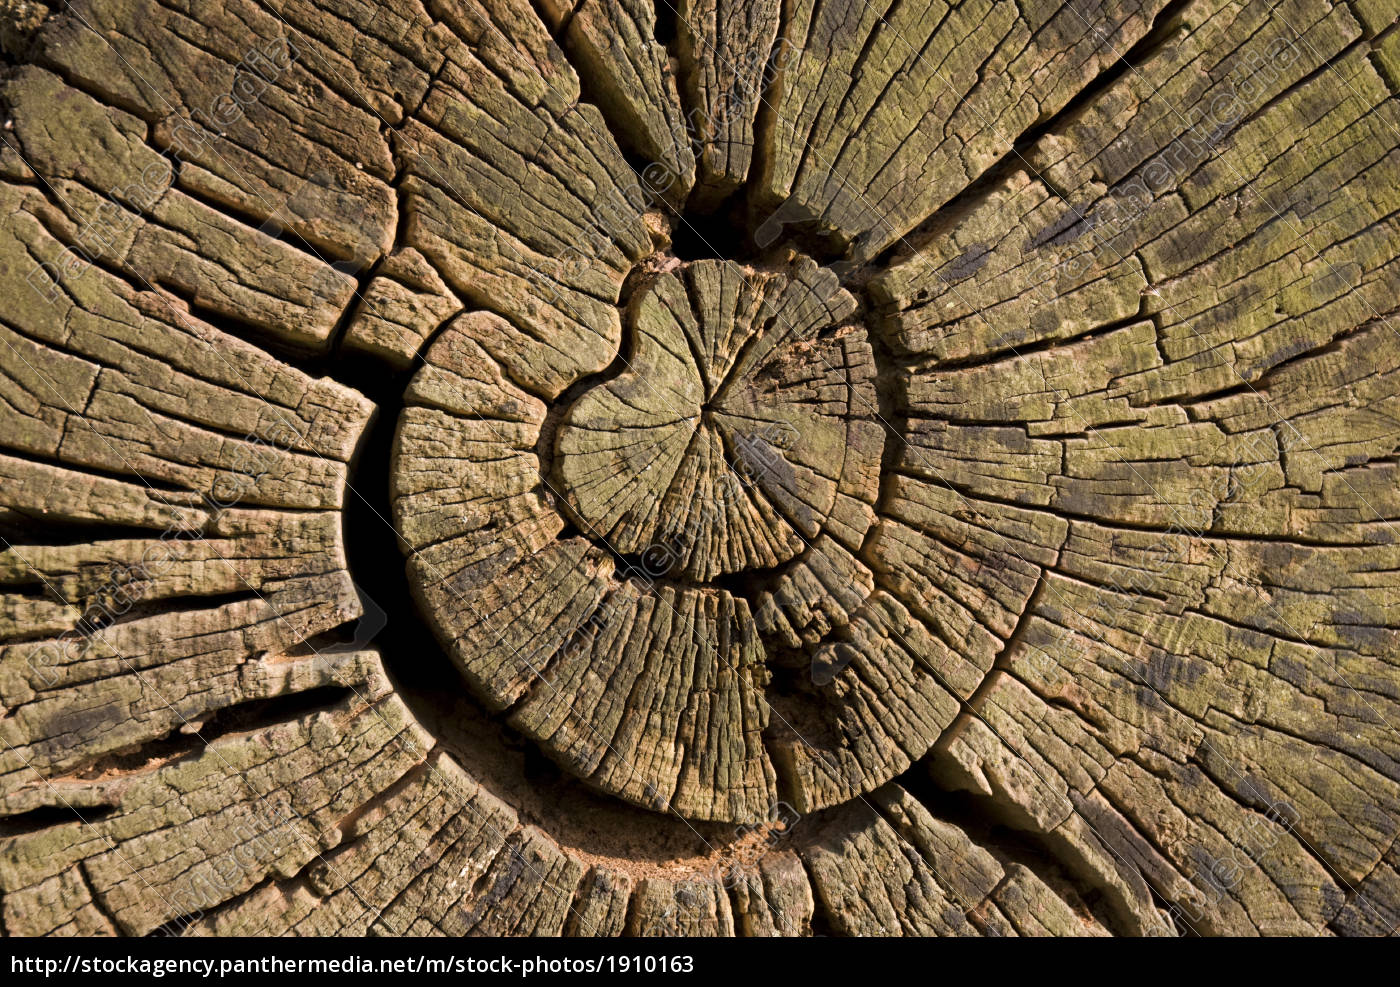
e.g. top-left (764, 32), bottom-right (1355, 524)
top-left (1, 0), bottom-right (1399, 937)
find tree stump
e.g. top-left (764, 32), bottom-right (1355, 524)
top-left (1, 0), bottom-right (1399, 937)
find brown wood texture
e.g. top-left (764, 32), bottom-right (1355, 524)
top-left (2, 0), bottom-right (1400, 937)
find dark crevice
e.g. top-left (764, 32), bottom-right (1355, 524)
top-left (199, 685), bottom-right (357, 741)
top-left (76, 589), bottom-right (260, 635)
top-left (987, 572), bottom-right (1049, 675)
top-left (0, 516), bottom-right (191, 548)
top-left (1026, 0), bottom-right (1199, 149)
top-left (75, 863), bottom-right (122, 932)
top-left (892, 771), bottom-right (1139, 937)
top-left (898, 304), bottom-right (1156, 376)
top-left (16, 191), bottom-right (266, 352)
top-left (0, 3), bottom-right (48, 66)
top-left (0, 427), bottom-right (196, 505)
top-left (0, 801), bottom-right (118, 839)
top-left (67, 723), bottom-right (207, 781)
top-left (652, 0), bottom-right (677, 47)
top-left (1185, 745), bottom-right (1359, 915)
top-left (867, 0), bottom-right (1199, 277)
top-left (324, 262), bottom-right (379, 357)
top-left (534, 329), bottom-right (637, 492)
top-left (802, 876), bottom-right (843, 937)
top-left (178, 298), bottom-right (335, 371)
top-left (670, 188), bottom-right (753, 260)
top-left (1146, 882), bottom-right (1198, 937)
top-left (759, 683), bottom-right (849, 794)
top-left (619, 886), bottom-right (644, 935)
top-left (147, 877), bottom-right (284, 939)
top-left (540, 6), bottom-right (790, 264)
top-left (861, 301), bottom-right (912, 545)
top-left (173, 164), bottom-right (370, 270)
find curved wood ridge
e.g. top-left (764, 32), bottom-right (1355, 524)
top-left (0, 0), bottom-right (1399, 938)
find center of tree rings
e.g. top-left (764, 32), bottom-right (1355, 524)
top-left (554, 256), bottom-right (882, 582)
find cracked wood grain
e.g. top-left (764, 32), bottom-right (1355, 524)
top-left (0, 0), bottom-right (1398, 939)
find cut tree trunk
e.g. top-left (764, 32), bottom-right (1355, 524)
top-left (1, 0), bottom-right (1399, 937)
